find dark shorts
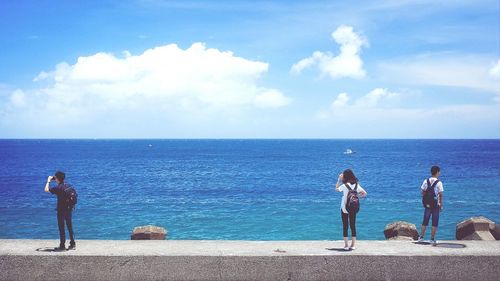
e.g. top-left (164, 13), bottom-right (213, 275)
top-left (422, 208), bottom-right (440, 227)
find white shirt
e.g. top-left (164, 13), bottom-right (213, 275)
top-left (420, 177), bottom-right (444, 194)
top-left (421, 177), bottom-right (444, 207)
top-left (337, 182), bottom-right (366, 214)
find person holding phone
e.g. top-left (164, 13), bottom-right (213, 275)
top-left (335, 169), bottom-right (367, 251)
top-left (44, 171), bottom-right (76, 251)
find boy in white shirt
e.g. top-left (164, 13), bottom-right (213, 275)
top-left (418, 166), bottom-right (444, 245)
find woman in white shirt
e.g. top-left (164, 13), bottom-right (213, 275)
top-left (335, 169), bottom-right (367, 251)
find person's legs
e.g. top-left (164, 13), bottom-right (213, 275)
top-left (65, 209), bottom-right (75, 245)
top-left (430, 208), bottom-right (440, 241)
top-left (56, 210), bottom-right (66, 247)
top-left (349, 212), bottom-right (357, 248)
top-left (420, 208), bottom-right (431, 239)
top-left (420, 225), bottom-right (427, 237)
top-left (341, 210), bottom-right (349, 248)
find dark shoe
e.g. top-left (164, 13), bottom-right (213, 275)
top-left (68, 243), bottom-right (76, 250)
top-left (54, 245), bottom-right (66, 251)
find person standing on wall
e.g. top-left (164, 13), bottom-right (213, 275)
top-left (418, 165), bottom-right (444, 246)
top-left (44, 171), bottom-right (77, 251)
top-left (335, 169), bottom-right (367, 251)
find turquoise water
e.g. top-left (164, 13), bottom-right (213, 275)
top-left (0, 139), bottom-right (499, 240)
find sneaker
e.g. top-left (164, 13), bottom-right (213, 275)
top-left (54, 245), bottom-right (66, 251)
top-left (430, 239), bottom-right (438, 246)
top-left (417, 236), bottom-right (425, 243)
top-left (67, 243), bottom-right (76, 250)
top-left (343, 246), bottom-right (350, 251)
top-left (349, 246), bottom-right (356, 250)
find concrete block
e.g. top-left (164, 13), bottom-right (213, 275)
top-left (131, 225), bottom-right (167, 240)
top-left (490, 224), bottom-right (500, 240)
top-left (384, 221), bottom-right (419, 240)
top-left (456, 216), bottom-right (495, 240)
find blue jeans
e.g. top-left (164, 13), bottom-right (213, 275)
top-left (422, 208), bottom-right (440, 227)
top-left (57, 208), bottom-right (75, 246)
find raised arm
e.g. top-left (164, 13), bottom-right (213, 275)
top-left (358, 185), bottom-right (367, 197)
top-left (335, 173), bottom-right (343, 191)
top-left (44, 176), bottom-right (52, 193)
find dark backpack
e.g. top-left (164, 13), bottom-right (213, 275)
top-left (345, 183), bottom-right (360, 214)
top-left (62, 184), bottom-right (78, 209)
top-left (422, 179), bottom-right (439, 209)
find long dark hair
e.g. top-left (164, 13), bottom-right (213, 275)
top-left (342, 169), bottom-right (358, 185)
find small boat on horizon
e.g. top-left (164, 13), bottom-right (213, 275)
top-left (344, 148), bottom-right (356, 155)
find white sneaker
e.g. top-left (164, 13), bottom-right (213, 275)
top-left (430, 239), bottom-right (437, 246)
top-left (350, 246), bottom-right (356, 250)
top-left (343, 246), bottom-right (350, 251)
top-left (417, 236), bottom-right (425, 243)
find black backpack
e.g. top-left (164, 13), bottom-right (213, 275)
top-left (346, 183), bottom-right (360, 214)
top-left (62, 184), bottom-right (78, 209)
top-left (422, 179), bottom-right (439, 209)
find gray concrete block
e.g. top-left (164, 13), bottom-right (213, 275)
top-left (456, 216), bottom-right (496, 240)
top-left (131, 225), bottom-right (167, 240)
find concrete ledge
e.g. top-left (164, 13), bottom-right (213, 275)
top-left (1, 240), bottom-right (499, 281)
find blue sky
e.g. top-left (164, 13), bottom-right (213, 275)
top-left (0, 0), bottom-right (499, 138)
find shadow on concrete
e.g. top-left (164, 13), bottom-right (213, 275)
top-left (434, 243), bottom-right (467, 249)
top-left (325, 248), bottom-right (351, 252)
top-left (413, 241), bottom-right (431, 245)
top-left (36, 247), bottom-right (66, 252)
top-left (412, 242), bottom-right (467, 248)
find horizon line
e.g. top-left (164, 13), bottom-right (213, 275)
top-left (1, 138), bottom-right (499, 141)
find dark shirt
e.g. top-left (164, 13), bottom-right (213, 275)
top-left (49, 183), bottom-right (68, 211)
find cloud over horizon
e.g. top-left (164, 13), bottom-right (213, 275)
top-left (314, 88), bottom-right (500, 138)
top-left (378, 54), bottom-right (500, 101)
top-left (291, 25), bottom-right (368, 79)
top-left (1, 42), bottom-right (290, 137)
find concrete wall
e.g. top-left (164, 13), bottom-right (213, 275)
top-left (1, 254), bottom-right (499, 281)
top-left (1, 240), bottom-right (499, 281)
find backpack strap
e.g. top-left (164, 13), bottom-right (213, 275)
top-left (345, 183), bottom-right (358, 192)
top-left (431, 179), bottom-right (439, 189)
top-left (431, 179), bottom-right (439, 190)
top-left (426, 178), bottom-right (439, 193)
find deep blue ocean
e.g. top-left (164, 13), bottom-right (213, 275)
top-left (0, 139), bottom-right (499, 240)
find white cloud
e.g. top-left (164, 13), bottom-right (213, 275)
top-left (290, 55), bottom-right (317, 75)
top-left (9, 90), bottom-right (26, 108)
top-left (316, 88), bottom-right (500, 138)
top-left (291, 25), bottom-right (368, 79)
top-left (490, 59), bottom-right (500, 80)
top-left (254, 89), bottom-right (291, 108)
top-left (354, 88), bottom-right (400, 108)
top-left (331, 92), bottom-right (349, 108)
top-left (1, 42), bottom-right (290, 137)
top-left (378, 54), bottom-right (500, 99)
top-left (329, 88), bottom-right (399, 110)
top-left (33, 71), bottom-right (49, 82)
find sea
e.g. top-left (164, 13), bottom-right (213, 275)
top-left (0, 139), bottom-right (499, 240)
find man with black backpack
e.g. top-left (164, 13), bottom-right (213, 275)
top-left (44, 171), bottom-right (77, 251)
top-left (418, 166), bottom-right (444, 246)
